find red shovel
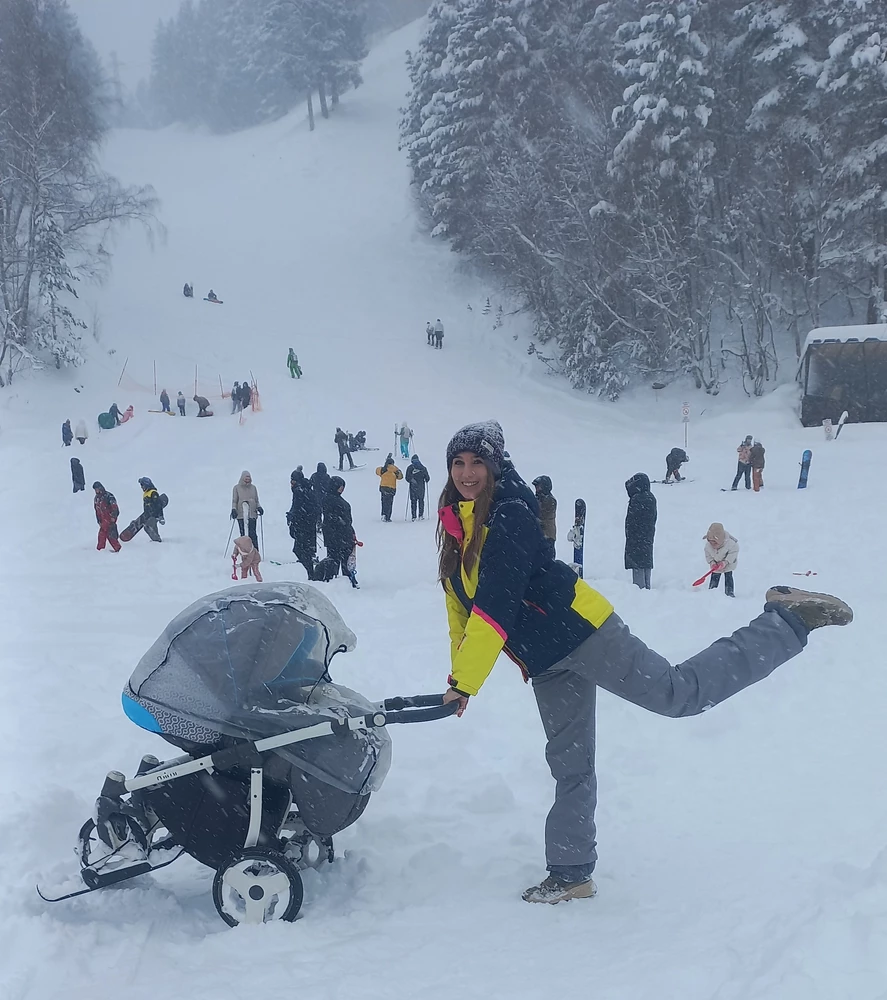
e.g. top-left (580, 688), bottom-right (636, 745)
top-left (693, 561), bottom-right (725, 587)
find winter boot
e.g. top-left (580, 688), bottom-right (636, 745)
top-left (765, 586), bottom-right (853, 630)
top-left (521, 875), bottom-right (597, 904)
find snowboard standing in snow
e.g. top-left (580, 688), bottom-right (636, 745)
top-left (834, 410), bottom-right (849, 439)
top-left (797, 449), bottom-right (813, 489)
top-left (567, 499), bottom-right (586, 578)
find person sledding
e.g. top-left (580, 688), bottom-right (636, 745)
top-left (287, 348), bottom-right (302, 379)
top-left (435, 420), bottom-right (853, 905)
top-left (664, 447), bottom-right (689, 483)
top-left (206, 289), bottom-right (219, 302)
top-left (232, 535), bottom-right (263, 582)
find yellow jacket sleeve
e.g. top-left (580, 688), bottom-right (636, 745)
top-left (445, 585), bottom-right (469, 664)
top-left (448, 610), bottom-right (506, 696)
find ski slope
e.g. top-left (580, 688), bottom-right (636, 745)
top-left (2, 18), bottom-right (887, 1000)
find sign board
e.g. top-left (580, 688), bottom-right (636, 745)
top-left (681, 401), bottom-right (690, 423)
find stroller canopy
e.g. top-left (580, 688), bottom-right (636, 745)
top-left (123, 583), bottom-right (390, 794)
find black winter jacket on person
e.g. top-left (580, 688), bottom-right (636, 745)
top-left (624, 473), bottom-right (657, 570)
top-left (70, 458), bottom-right (85, 491)
top-left (287, 471), bottom-right (318, 540)
top-left (322, 490), bottom-right (353, 555)
top-left (310, 463), bottom-right (332, 500)
top-left (405, 460), bottom-right (430, 497)
top-left (666, 448), bottom-right (689, 473)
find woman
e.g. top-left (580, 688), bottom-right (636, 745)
top-left (231, 471), bottom-right (262, 549)
top-left (624, 473), bottom-right (656, 589)
top-left (437, 421), bottom-right (853, 904)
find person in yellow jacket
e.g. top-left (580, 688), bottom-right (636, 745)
top-left (375, 454), bottom-right (403, 521)
top-left (437, 421), bottom-right (853, 905)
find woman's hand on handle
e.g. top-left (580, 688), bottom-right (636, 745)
top-left (442, 688), bottom-right (469, 718)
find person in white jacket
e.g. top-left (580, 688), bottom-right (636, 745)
top-left (704, 522), bottom-right (739, 597)
top-left (74, 419), bottom-right (89, 445)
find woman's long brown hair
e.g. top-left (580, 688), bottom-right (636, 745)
top-left (436, 462), bottom-right (496, 585)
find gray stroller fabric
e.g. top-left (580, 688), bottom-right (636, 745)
top-left (124, 583), bottom-right (391, 795)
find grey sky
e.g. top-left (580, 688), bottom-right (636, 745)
top-left (68, 0), bottom-right (182, 89)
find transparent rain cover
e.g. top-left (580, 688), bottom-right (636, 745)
top-left (124, 583), bottom-right (391, 794)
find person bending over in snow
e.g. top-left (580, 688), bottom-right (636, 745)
top-left (193, 394), bottom-right (212, 417)
top-left (704, 522), bottom-right (738, 597)
top-left (436, 420), bottom-right (854, 905)
top-left (664, 447), bottom-right (689, 483)
top-left (232, 535), bottom-right (263, 582)
top-left (62, 419), bottom-right (73, 446)
top-left (93, 482), bottom-right (121, 552)
top-left (375, 454), bottom-right (403, 522)
top-left (71, 457), bottom-right (85, 493)
top-left (731, 435), bottom-right (753, 490)
top-left (406, 455), bottom-right (430, 521)
top-left (624, 473), bottom-right (656, 589)
top-left (231, 470), bottom-right (262, 549)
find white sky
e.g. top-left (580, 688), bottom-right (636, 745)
top-left (68, 0), bottom-right (183, 89)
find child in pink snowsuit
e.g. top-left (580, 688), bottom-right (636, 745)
top-left (232, 535), bottom-right (263, 581)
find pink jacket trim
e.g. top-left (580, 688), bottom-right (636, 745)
top-left (472, 604), bottom-right (507, 642)
top-left (438, 505), bottom-right (464, 542)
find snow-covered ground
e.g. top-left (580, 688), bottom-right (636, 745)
top-left (2, 19), bottom-right (886, 1000)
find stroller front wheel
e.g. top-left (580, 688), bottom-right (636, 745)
top-left (212, 849), bottom-right (303, 927)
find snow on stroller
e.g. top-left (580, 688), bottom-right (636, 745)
top-left (39, 583), bottom-right (455, 926)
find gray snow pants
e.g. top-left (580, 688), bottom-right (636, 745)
top-left (531, 610), bottom-right (806, 875)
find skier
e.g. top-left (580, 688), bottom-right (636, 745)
top-left (231, 471), bottom-right (262, 550)
top-left (74, 419), bottom-right (88, 444)
top-left (435, 420), bottom-right (853, 904)
top-left (375, 454), bottom-right (403, 522)
top-left (121, 478), bottom-right (165, 543)
top-left (434, 318), bottom-right (444, 349)
top-left (287, 348), bottom-right (302, 379)
top-left (287, 467), bottom-right (319, 580)
top-left (109, 403), bottom-right (122, 426)
top-left (70, 457), bottom-right (85, 493)
top-left (322, 476), bottom-right (360, 588)
top-left (183, 282), bottom-right (193, 298)
top-left (704, 522), bottom-right (738, 597)
top-left (232, 535), bottom-right (263, 582)
top-left (176, 391), bottom-right (186, 416)
top-left (335, 427), bottom-right (355, 470)
top-left (731, 435), bottom-right (753, 491)
top-left (532, 476), bottom-right (557, 558)
top-left (624, 472), bottom-right (656, 589)
top-left (750, 440), bottom-right (765, 492)
top-left (664, 447), bottom-right (689, 483)
top-left (61, 419), bottom-right (73, 446)
top-left (426, 321), bottom-right (434, 346)
top-left (159, 389), bottom-right (171, 414)
top-left (397, 422), bottom-right (413, 460)
top-left (93, 482), bottom-right (121, 552)
top-left (207, 289), bottom-right (219, 302)
top-left (193, 394), bottom-right (213, 417)
top-left (405, 454), bottom-right (430, 520)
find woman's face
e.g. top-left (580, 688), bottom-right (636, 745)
top-left (451, 451), bottom-right (488, 501)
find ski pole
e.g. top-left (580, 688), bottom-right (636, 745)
top-left (224, 518), bottom-right (235, 557)
top-left (692, 562), bottom-right (725, 588)
top-left (259, 514), bottom-right (264, 556)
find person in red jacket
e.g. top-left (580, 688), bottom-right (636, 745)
top-left (93, 482), bottom-right (121, 552)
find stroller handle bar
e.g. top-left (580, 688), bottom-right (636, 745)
top-left (111, 694), bottom-right (457, 797)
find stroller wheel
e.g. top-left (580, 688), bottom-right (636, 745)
top-left (212, 849), bottom-right (303, 927)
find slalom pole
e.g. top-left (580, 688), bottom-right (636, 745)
top-left (117, 357), bottom-right (128, 387)
top-left (153, 360), bottom-right (157, 396)
top-left (404, 490), bottom-right (409, 521)
top-left (224, 518), bottom-right (235, 557)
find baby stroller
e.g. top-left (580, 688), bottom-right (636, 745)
top-left (38, 583), bottom-right (455, 926)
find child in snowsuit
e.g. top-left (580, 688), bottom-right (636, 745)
top-left (704, 522), bottom-right (738, 597)
top-left (75, 419), bottom-right (88, 444)
top-left (406, 455), bottom-right (430, 520)
top-left (375, 455), bottom-right (403, 521)
top-left (93, 482), bottom-right (121, 552)
top-left (71, 457), bottom-right (85, 493)
top-left (62, 419), bottom-right (73, 446)
top-left (177, 392), bottom-right (186, 415)
top-left (232, 535), bottom-right (263, 582)
top-left (731, 436), bottom-right (753, 490)
top-left (625, 473), bottom-right (657, 589)
top-left (749, 441), bottom-right (765, 492)
top-left (121, 405), bottom-right (134, 423)
top-left (426, 321), bottom-right (434, 346)
top-left (664, 447), bottom-right (689, 483)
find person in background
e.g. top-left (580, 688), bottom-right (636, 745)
top-left (426, 321), bottom-right (434, 346)
top-left (434, 318), bottom-right (444, 349)
top-left (121, 404), bottom-right (134, 423)
top-left (193, 394), bottom-right (213, 417)
top-left (231, 382), bottom-right (241, 413)
top-left (406, 454), bottom-right (430, 521)
top-left (664, 447), bottom-right (689, 483)
top-left (398, 422), bottom-right (413, 460)
top-left (704, 522), bottom-right (739, 597)
top-left (731, 435), bottom-right (753, 490)
top-left (750, 440), bottom-right (766, 492)
top-left (109, 403), bottom-right (122, 425)
top-left (287, 466), bottom-right (319, 580)
top-left (375, 454), bottom-right (403, 522)
top-left (93, 482), bottom-right (121, 552)
top-left (435, 420), bottom-right (853, 904)
top-left (322, 476), bottom-right (360, 588)
top-left (159, 389), bottom-right (171, 413)
top-left (70, 457), bottom-right (85, 493)
top-left (232, 535), bottom-right (263, 582)
top-left (231, 471), bottom-right (262, 549)
top-left (624, 473), bottom-right (656, 589)
top-left (176, 391), bottom-right (186, 416)
top-left (62, 419), bottom-right (73, 446)
top-left (74, 419), bottom-right (88, 444)
top-left (335, 427), bottom-right (356, 470)
top-left (183, 282), bottom-right (193, 298)
top-left (532, 476), bottom-right (557, 559)
top-left (287, 348), bottom-right (302, 379)
top-left (240, 380), bottom-right (252, 410)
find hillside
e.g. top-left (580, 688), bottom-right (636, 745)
top-left (1, 18), bottom-right (886, 1000)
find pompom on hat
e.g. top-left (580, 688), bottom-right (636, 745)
top-left (446, 421), bottom-right (505, 477)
